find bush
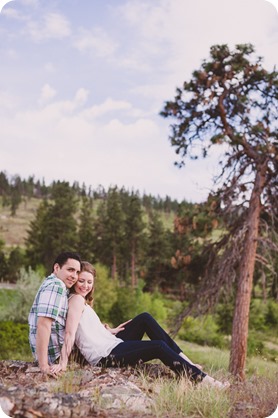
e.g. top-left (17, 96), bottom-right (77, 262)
top-left (216, 302), bottom-right (234, 335)
top-left (265, 300), bottom-right (278, 331)
top-left (0, 267), bottom-right (42, 322)
top-left (0, 321), bottom-right (31, 360)
top-left (108, 282), bottom-right (168, 327)
top-left (93, 263), bottom-right (118, 322)
top-left (178, 315), bottom-right (226, 349)
top-left (248, 299), bottom-right (267, 332)
top-left (216, 298), bottom-right (278, 336)
top-left (247, 330), bottom-right (265, 357)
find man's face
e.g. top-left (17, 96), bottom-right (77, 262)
top-left (53, 258), bottom-right (81, 288)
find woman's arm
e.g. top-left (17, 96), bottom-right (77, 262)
top-left (104, 319), bottom-right (132, 335)
top-left (50, 295), bottom-right (84, 373)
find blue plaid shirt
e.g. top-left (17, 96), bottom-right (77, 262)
top-left (28, 273), bottom-right (68, 364)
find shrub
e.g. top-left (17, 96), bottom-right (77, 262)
top-left (0, 267), bottom-right (42, 323)
top-left (248, 299), bottom-right (267, 332)
top-left (93, 263), bottom-right (118, 322)
top-left (108, 282), bottom-right (168, 327)
top-left (247, 330), bottom-right (265, 357)
top-left (0, 321), bottom-right (31, 360)
top-left (177, 315), bottom-right (226, 349)
top-left (265, 300), bottom-right (278, 331)
top-left (216, 302), bottom-right (234, 335)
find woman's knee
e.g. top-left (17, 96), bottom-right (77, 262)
top-left (139, 312), bottom-right (153, 321)
top-left (132, 312), bottom-right (152, 323)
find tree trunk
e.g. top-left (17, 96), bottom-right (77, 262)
top-left (131, 241), bottom-right (136, 288)
top-left (111, 252), bottom-right (117, 280)
top-left (229, 165), bottom-right (267, 380)
top-left (261, 271), bottom-right (267, 304)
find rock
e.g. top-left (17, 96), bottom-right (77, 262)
top-left (0, 396), bottom-right (15, 415)
top-left (0, 361), bottom-right (155, 417)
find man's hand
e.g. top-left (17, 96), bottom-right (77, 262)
top-left (40, 363), bottom-right (63, 378)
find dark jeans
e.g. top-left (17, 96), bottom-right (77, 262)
top-left (98, 312), bottom-right (206, 382)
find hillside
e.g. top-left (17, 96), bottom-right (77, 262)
top-left (0, 198), bottom-right (41, 248)
top-left (0, 196), bottom-right (176, 250)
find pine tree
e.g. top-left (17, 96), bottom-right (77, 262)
top-left (161, 43), bottom-right (278, 379)
top-left (104, 187), bottom-right (126, 280)
top-left (144, 211), bottom-right (170, 290)
top-left (125, 191), bottom-right (146, 287)
top-left (77, 196), bottom-right (95, 262)
top-left (25, 182), bottom-right (79, 271)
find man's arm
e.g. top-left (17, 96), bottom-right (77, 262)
top-left (36, 316), bottom-right (53, 373)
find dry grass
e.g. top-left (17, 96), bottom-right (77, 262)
top-left (134, 342), bottom-right (278, 418)
top-left (0, 197), bottom-right (41, 248)
top-left (136, 366), bottom-right (278, 418)
top-left (229, 375), bottom-right (278, 418)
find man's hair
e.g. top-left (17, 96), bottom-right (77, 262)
top-left (52, 252), bottom-right (81, 272)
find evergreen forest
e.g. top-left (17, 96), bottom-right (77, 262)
top-left (0, 44), bottom-right (277, 385)
top-left (0, 170), bottom-right (277, 368)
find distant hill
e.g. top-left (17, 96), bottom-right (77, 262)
top-left (0, 196), bottom-right (176, 250)
top-left (0, 198), bottom-right (42, 248)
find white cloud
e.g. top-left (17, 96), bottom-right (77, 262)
top-left (0, 85), bottom-right (219, 202)
top-left (73, 27), bottom-right (118, 57)
top-left (0, 90), bottom-right (19, 110)
top-left (1, 0), bottom-right (277, 202)
top-left (81, 97), bottom-right (132, 119)
top-left (74, 88), bottom-right (90, 106)
top-left (1, 6), bottom-right (28, 20)
top-left (26, 12), bottom-right (71, 41)
top-left (44, 62), bottom-right (56, 73)
top-left (38, 83), bottom-right (57, 105)
top-left (117, 0), bottom-right (278, 79)
top-left (21, 0), bottom-right (40, 6)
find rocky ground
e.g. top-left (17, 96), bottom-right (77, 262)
top-left (1, 361), bottom-right (277, 418)
top-left (0, 361), bottom-right (170, 418)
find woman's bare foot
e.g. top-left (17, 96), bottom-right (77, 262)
top-left (201, 375), bottom-right (230, 390)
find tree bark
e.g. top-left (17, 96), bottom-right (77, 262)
top-left (111, 252), bottom-right (117, 280)
top-left (131, 241), bottom-right (136, 288)
top-left (229, 164), bottom-right (267, 380)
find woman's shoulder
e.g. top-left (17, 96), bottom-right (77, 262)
top-left (68, 293), bottom-right (85, 305)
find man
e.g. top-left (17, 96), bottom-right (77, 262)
top-left (28, 251), bottom-right (81, 375)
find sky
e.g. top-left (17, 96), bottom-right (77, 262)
top-left (0, 0), bottom-right (277, 203)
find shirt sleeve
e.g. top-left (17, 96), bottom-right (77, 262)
top-left (37, 282), bottom-right (65, 320)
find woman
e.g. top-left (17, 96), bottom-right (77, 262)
top-left (52, 262), bottom-right (229, 388)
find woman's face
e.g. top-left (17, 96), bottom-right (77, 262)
top-left (74, 271), bottom-right (94, 297)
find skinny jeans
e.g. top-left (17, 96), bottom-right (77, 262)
top-left (98, 312), bottom-right (206, 382)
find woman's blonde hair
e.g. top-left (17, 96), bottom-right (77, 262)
top-left (71, 260), bottom-right (96, 306)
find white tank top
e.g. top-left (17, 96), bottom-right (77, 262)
top-left (74, 302), bottom-right (123, 366)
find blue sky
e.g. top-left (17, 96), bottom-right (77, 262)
top-left (0, 0), bottom-right (277, 202)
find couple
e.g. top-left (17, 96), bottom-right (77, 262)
top-left (28, 251), bottom-right (229, 389)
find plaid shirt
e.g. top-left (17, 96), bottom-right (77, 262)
top-left (28, 273), bottom-right (68, 364)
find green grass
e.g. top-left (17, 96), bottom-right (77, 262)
top-left (177, 340), bottom-right (278, 380)
top-left (0, 288), bottom-right (20, 318)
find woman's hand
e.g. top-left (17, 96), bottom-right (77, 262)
top-left (49, 363), bottom-right (64, 377)
top-left (194, 363), bottom-right (203, 370)
top-left (104, 319), bottom-right (132, 335)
